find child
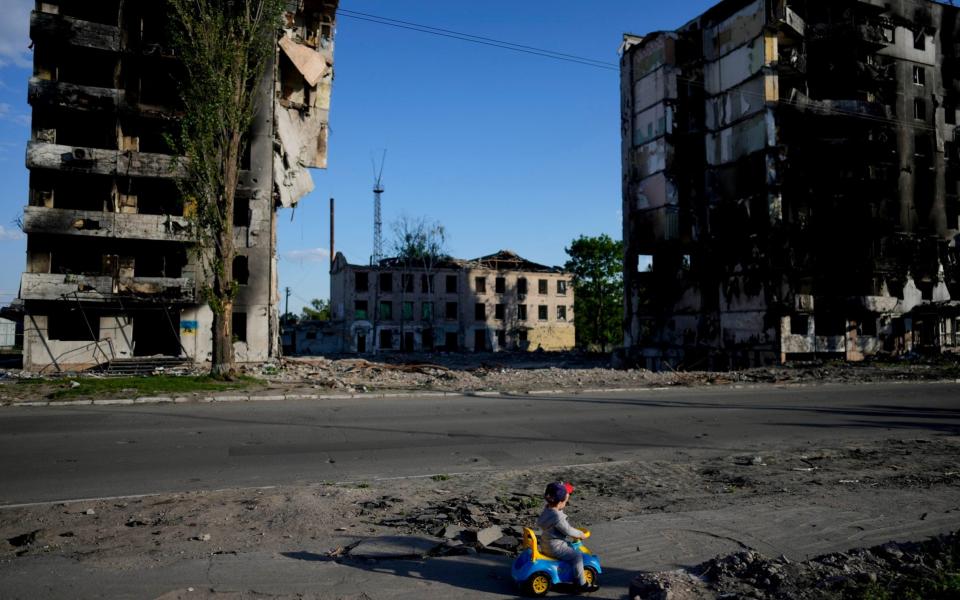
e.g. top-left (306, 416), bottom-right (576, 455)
top-left (537, 481), bottom-right (597, 592)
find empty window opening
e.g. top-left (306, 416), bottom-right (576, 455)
top-left (134, 249), bottom-right (185, 278)
top-left (232, 312), bottom-right (247, 343)
top-left (422, 302), bottom-right (434, 321)
top-left (232, 256), bottom-right (249, 285)
top-left (54, 112), bottom-right (117, 150)
top-left (402, 331), bottom-right (415, 352)
top-left (914, 30), bottom-right (926, 51)
top-left (445, 331), bottom-right (458, 350)
top-left (474, 329), bottom-right (487, 352)
top-left (402, 301), bottom-right (414, 320)
top-left (233, 195), bottom-right (251, 226)
top-left (130, 178), bottom-right (183, 216)
top-left (638, 255), bottom-right (654, 272)
top-left (56, 47), bottom-right (117, 88)
top-left (354, 300), bottom-right (368, 319)
top-left (913, 66), bottom-right (926, 86)
top-left (379, 273), bottom-right (393, 293)
top-left (538, 279), bottom-right (548, 295)
top-left (379, 329), bottom-right (394, 350)
top-left (446, 275), bottom-right (458, 294)
top-left (538, 305), bottom-right (548, 321)
top-left (790, 315), bottom-right (809, 335)
top-left (41, 172), bottom-right (111, 211)
top-left (556, 280), bottom-right (567, 295)
top-left (50, 249), bottom-right (101, 275)
top-left (815, 313), bottom-right (846, 337)
top-left (517, 278), bottom-right (528, 295)
top-left (402, 274), bottom-right (414, 293)
top-left (496, 330), bottom-right (506, 348)
top-left (48, 310), bottom-right (98, 341)
top-left (422, 329), bottom-right (434, 350)
top-left (475, 277), bottom-right (486, 293)
top-left (860, 317), bottom-right (878, 336)
top-left (914, 98), bottom-right (926, 121)
top-left (475, 303), bottom-right (486, 320)
top-left (557, 306), bottom-right (567, 321)
top-left (445, 302), bottom-right (458, 319)
top-left (518, 329), bottom-right (528, 345)
top-left (518, 305), bottom-right (528, 321)
top-left (134, 309), bottom-right (181, 356)
top-left (495, 304), bottom-right (505, 320)
top-left (379, 301), bottom-right (393, 320)
top-left (139, 70), bottom-right (181, 111)
top-left (495, 277), bottom-right (505, 293)
top-left (355, 272), bottom-right (369, 293)
top-left (421, 274), bottom-right (433, 293)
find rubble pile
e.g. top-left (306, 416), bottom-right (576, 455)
top-left (630, 531), bottom-right (960, 600)
top-left (354, 492), bottom-right (543, 557)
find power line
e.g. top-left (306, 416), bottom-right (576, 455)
top-left (336, 9), bottom-right (619, 72)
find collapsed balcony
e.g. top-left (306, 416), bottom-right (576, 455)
top-left (21, 206), bottom-right (193, 242)
top-left (20, 273), bottom-right (195, 303)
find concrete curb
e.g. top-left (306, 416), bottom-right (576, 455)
top-left (4, 377), bottom-right (960, 408)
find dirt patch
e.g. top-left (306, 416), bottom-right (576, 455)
top-left (2, 436), bottom-right (958, 579)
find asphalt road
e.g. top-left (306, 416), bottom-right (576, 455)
top-left (1, 381), bottom-right (958, 506)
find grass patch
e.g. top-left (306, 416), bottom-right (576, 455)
top-left (44, 375), bottom-right (261, 400)
top-left (431, 474), bottom-right (450, 482)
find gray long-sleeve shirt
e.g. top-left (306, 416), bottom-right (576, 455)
top-left (537, 507), bottom-right (584, 545)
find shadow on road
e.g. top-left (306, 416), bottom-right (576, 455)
top-left (282, 548), bottom-right (638, 598)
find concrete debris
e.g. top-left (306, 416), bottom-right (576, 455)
top-left (630, 532), bottom-right (960, 600)
top-left (345, 535), bottom-right (441, 560)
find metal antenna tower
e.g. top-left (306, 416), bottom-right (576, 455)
top-left (371, 150), bottom-right (386, 264)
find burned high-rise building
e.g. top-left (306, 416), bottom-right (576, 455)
top-left (620, 0), bottom-right (960, 369)
top-left (19, 0), bottom-right (337, 371)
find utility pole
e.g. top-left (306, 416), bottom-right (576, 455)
top-left (285, 286), bottom-right (291, 319)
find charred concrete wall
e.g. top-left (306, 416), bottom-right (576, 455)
top-left (327, 251), bottom-right (575, 355)
top-left (621, 0), bottom-right (960, 370)
top-left (20, 0), bottom-right (338, 372)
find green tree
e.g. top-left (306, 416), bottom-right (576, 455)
top-left (301, 299), bottom-right (331, 321)
top-left (168, 0), bottom-right (284, 378)
top-left (564, 234), bottom-right (624, 350)
top-left (389, 216), bottom-right (448, 351)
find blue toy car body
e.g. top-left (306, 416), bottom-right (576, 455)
top-left (511, 527), bottom-right (601, 596)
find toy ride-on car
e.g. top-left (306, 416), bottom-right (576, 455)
top-left (511, 527), bottom-right (601, 596)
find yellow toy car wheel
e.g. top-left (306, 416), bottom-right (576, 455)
top-left (584, 566), bottom-right (600, 588)
top-left (522, 571), bottom-right (552, 597)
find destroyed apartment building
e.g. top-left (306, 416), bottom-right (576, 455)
top-left (326, 251), bottom-right (575, 354)
top-left (18, 0), bottom-right (337, 371)
top-left (620, 0), bottom-right (960, 369)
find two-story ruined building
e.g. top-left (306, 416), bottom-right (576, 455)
top-left (329, 250), bottom-right (575, 353)
top-left (621, 0), bottom-right (960, 369)
top-left (19, 0), bottom-right (337, 371)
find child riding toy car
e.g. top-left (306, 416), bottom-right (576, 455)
top-left (511, 527), bottom-right (601, 596)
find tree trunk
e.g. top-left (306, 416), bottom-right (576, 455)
top-left (211, 128), bottom-right (241, 378)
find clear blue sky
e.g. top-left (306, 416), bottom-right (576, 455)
top-left (0, 0), bottom-right (716, 314)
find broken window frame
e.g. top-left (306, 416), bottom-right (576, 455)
top-left (538, 305), bottom-right (548, 321)
top-left (556, 280), bottom-right (567, 296)
top-left (914, 98), bottom-right (926, 121)
top-left (475, 277), bottom-right (486, 294)
top-left (913, 66), bottom-right (926, 87)
top-left (518, 304), bottom-right (528, 321)
top-left (913, 29), bottom-right (926, 51)
top-left (537, 279), bottom-right (548, 295)
top-left (557, 305), bottom-right (567, 321)
top-left (232, 255), bottom-right (249, 286)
